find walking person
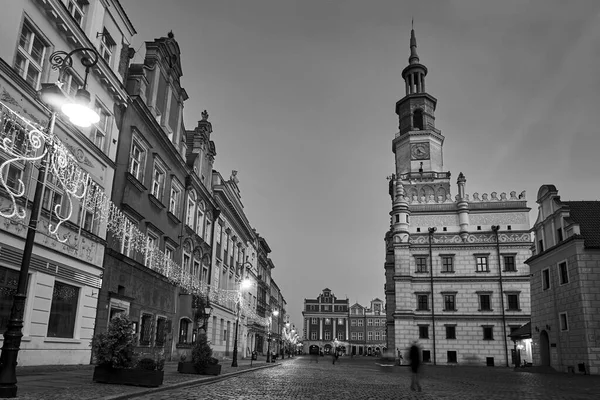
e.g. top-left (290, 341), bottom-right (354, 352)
top-left (409, 341), bottom-right (422, 392)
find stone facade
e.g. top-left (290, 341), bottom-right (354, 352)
top-left (526, 185), bottom-right (600, 375)
top-left (302, 288), bottom-right (349, 354)
top-left (384, 28), bottom-right (531, 367)
top-left (348, 299), bottom-right (387, 356)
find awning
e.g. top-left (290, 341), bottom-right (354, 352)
top-left (508, 322), bottom-right (531, 340)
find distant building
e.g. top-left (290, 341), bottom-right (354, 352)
top-left (384, 28), bottom-right (532, 367)
top-left (526, 185), bottom-right (600, 375)
top-left (302, 288), bottom-right (349, 355)
top-left (349, 299), bottom-right (387, 356)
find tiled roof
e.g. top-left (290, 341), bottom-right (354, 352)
top-left (564, 201), bottom-right (600, 248)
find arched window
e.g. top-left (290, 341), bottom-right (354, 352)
top-left (413, 109), bottom-right (424, 130)
top-left (179, 318), bottom-right (191, 344)
top-left (204, 212), bottom-right (212, 243)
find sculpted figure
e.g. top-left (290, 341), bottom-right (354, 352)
top-left (510, 191), bottom-right (518, 200)
top-left (472, 192), bottom-right (480, 201)
top-left (500, 192), bottom-right (507, 201)
top-left (482, 193), bottom-right (489, 201)
top-left (491, 192), bottom-right (498, 201)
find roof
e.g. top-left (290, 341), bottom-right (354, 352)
top-left (564, 201), bottom-right (600, 248)
top-left (508, 322), bottom-right (531, 340)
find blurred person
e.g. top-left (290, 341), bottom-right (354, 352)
top-left (409, 340), bottom-right (422, 392)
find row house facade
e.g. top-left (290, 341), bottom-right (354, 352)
top-left (210, 170), bottom-right (257, 359)
top-left (0, 0), bottom-right (134, 365)
top-left (96, 30), bottom-right (219, 362)
top-left (348, 299), bottom-right (387, 356)
top-left (526, 185), bottom-right (600, 375)
top-left (384, 28), bottom-right (531, 367)
top-left (302, 288), bottom-right (349, 355)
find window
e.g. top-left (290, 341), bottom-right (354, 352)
top-left (179, 318), bottom-right (190, 344)
top-left (145, 232), bottom-right (159, 267)
top-left (479, 294), bottom-right (492, 311)
top-left (47, 282), bottom-right (79, 338)
top-left (447, 351), bottom-right (457, 363)
top-left (416, 256), bottom-right (428, 273)
top-left (446, 326), bottom-right (456, 339)
top-left (196, 202), bottom-right (205, 237)
top-left (375, 331), bottom-right (380, 340)
top-left (357, 332), bottom-right (363, 340)
top-left (422, 350), bottom-right (430, 363)
top-left (357, 319), bottom-right (363, 327)
top-left (475, 256), bottom-right (489, 272)
top-left (559, 312), bottom-right (568, 331)
top-left (204, 216), bottom-right (212, 244)
top-left (538, 240), bottom-right (544, 253)
top-left (325, 318), bottom-right (331, 325)
top-left (120, 217), bottom-right (136, 257)
top-left (155, 317), bottom-right (166, 346)
top-left (338, 332), bottom-right (344, 340)
top-left (186, 193), bottom-right (196, 227)
top-left (482, 326), bottom-right (494, 340)
top-left (442, 256), bottom-right (454, 273)
top-left (374, 319), bottom-right (380, 326)
top-left (503, 255), bottom-right (516, 272)
top-left (324, 331), bottom-right (331, 340)
top-left (542, 269), bottom-right (550, 290)
top-left (42, 170), bottom-right (66, 217)
top-left (367, 332), bottom-right (373, 341)
top-left (351, 332), bottom-right (357, 340)
top-left (443, 294), bottom-right (456, 311)
top-left (419, 325), bottom-right (429, 339)
top-left (192, 259), bottom-right (200, 278)
top-left (63, 70), bottom-right (82, 97)
top-left (557, 228), bottom-right (564, 242)
top-left (506, 294), bottom-right (520, 311)
top-left (129, 138), bottom-right (146, 181)
top-left (367, 319), bottom-right (373, 326)
top-left (165, 245), bottom-right (174, 261)
top-left (183, 251), bottom-right (191, 276)
top-left (201, 263), bottom-right (209, 283)
top-left (67, 0), bottom-right (87, 27)
top-left (151, 161), bottom-right (166, 200)
top-left (351, 319), bottom-right (356, 327)
top-left (311, 331), bottom-right (317, 340)
top-left (413, 109), bottom-right (424, 130)
top-left (15, 20), bottom-right (47, 89)
top-left (80, 181), bottom-right (101, 235)
top-left (98, 28), bottom-right (115, 65)
top-left (93, 101), bottom-right (112, 152)
top-left (169, 180), bottom-right (182, 216)
top-left (311, 318), bottom-right (317, 325)
top-left (417, 294), bottom-right (429, 311)
top-left (559, 262), bottom-right (569, 284)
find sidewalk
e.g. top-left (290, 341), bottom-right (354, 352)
top-left (13, 356), bottom-right (289, 400)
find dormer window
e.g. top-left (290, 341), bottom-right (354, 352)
top-left (413, 109), bottom-right (424, 130)
top-left (67, 0), bottom-right (88, 27)
top-left (98, 28), bottom-right (116, 66)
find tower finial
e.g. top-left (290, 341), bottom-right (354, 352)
top-left (409, 22), bottom-right (419, 65)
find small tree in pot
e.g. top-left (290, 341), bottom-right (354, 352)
top-left (178, 332), bottom-right (221, 375)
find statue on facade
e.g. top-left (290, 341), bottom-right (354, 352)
top-left (230, 170), bottom-right (239, 184)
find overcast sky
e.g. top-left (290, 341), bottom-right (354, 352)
top-left (121, 0), bottom-right (600, 328)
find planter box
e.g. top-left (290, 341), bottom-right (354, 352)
top-left (93, 365), bottom-right (164, 387)
top-left (177, 361), bottom-right (222, 376)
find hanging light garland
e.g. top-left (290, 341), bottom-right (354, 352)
top-left (0, 101), bottom-right (273, 324)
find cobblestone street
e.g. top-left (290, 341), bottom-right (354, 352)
top-left (139, 356), bottom-right (600, 400)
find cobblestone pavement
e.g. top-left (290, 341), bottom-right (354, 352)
top-left (140, 356), bottom-right (600, 400)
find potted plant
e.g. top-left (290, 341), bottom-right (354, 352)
top-left (91, 314), bottom-right (164, 387)
top-left (178, 333), bottom-right (221, 375)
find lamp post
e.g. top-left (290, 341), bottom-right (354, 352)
top-left (428, 226), bottom-right (437, 366)
top-left (0, 47), bottom-right (100, 398)
top-left (266, 309), bottom-right (279, 363)
top-left (231, 261), bottom-right (253, 367)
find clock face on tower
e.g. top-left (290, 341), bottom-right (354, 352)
top-left (411, 143), bottom-right (430, 160)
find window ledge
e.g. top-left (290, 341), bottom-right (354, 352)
top-left (441, 271), bottom-right (455, 274)
top-left (506, 309), bottom-right (522, 312)
top-left (475, 271), bottom-right (490, 273)
top-left (44, 337), bottom-right (82, 344)
top-left (148, 194), bottom-right (166, 210)
top-left (415, 271), bottom-right (429, 274)
top-left (0, 335), bottom-right (32, 342)
top-left (416, 309), bottom-right (431, 312)
top-left (443, 309), bottom-right (458, 312)
top-left (126, 173), bottom-right (147, 193)
top-left (503, 270), bottom-right (518, 273)
top-left (167, 211), bottom-right (181, 224)
top-left (478, 309), bottom-right (494, 312)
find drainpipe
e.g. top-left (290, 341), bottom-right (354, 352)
top-left (428, 227), bottom-right (437, 366)
top-left (492, 225), bottom-right (509, 367)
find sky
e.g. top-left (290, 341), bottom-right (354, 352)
top-left (120, 0), bottom-right (600, 329)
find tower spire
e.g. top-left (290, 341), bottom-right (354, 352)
top-left (409, 22), bottom-right (419, 65)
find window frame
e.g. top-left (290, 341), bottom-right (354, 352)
top-left (129, 135), bottom-right (148, 182)
top-left (478, 293), bottom-right (492, 311)
top-left (445, 325), bottom-right (456, 339)
top-left (442, 293), bottom-right (457, 311)
top-left (482, 326), bottom-right (494, 340)
top-left (46, 280), bottom-right (80, 339)
top-left (418, 325), bottom-right (429, 339)
top-left (15, 19), bottom-right (48, 90)
top-left (92, 99), bottom-right (112, 153)
top-left (415, 256), bottom-right (428, 273)
top-left (120, 215), bottom-right (137, 257)
top-left (559, 312), bottom-right (569, 331)
top-left (542, 268), bottom-right (551, 290)
top-left (506, 293), bottom-right (520, 311)
top-left (441, 255), bottom-right (454, 273)
top-left (98, 27), bottom-right (116, 65)
top-left (502, 254), bottom-right (516, 272)
top-left (145, 230), bottom-right (159, 267)
top-left (475, 255), bottom-right (489, 272)
top-left (168, 178), bottom-right (183, 216)
top-left (150, 157), bottom-right (167, 201)
top-left (416, 294), bottom-right (429, 311)
top-left (558, 261), bottom-right (569, 285)
top-left (67, 0), bottom-right (88, 27)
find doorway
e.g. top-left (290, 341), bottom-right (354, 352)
top-left (539, 330), bottom-right (551, 366)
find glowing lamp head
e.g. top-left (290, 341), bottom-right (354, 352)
top-left (240, 278), bottom-right (252, 290)
top-left (61, 88), bottom-right (100, 127)
top-left (272, 310), bottom-right (279, 317)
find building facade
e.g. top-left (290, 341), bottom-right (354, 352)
top-left (348, 299), bottom-right (387, 356)
top-left (0, 0), bottom-right (133, 365)
top-left (384, 28), bottom-right (532, 367)
top-left (302, 288), bottom-right (349, 355)
top-left (526, 185), bottom-right (600, 375)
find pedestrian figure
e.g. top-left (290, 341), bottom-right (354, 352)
top-left (409, 341), bottom-right (422, 392)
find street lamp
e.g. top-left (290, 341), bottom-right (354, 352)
top-left (266, 309), bottom-right (279, 363)
top-left (0, 47), bottom-right (100, 398)
top-left (231, 261), bottom-right (253, 367)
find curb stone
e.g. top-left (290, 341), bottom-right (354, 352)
top-left (102, 363), bottom-right (279, 400)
